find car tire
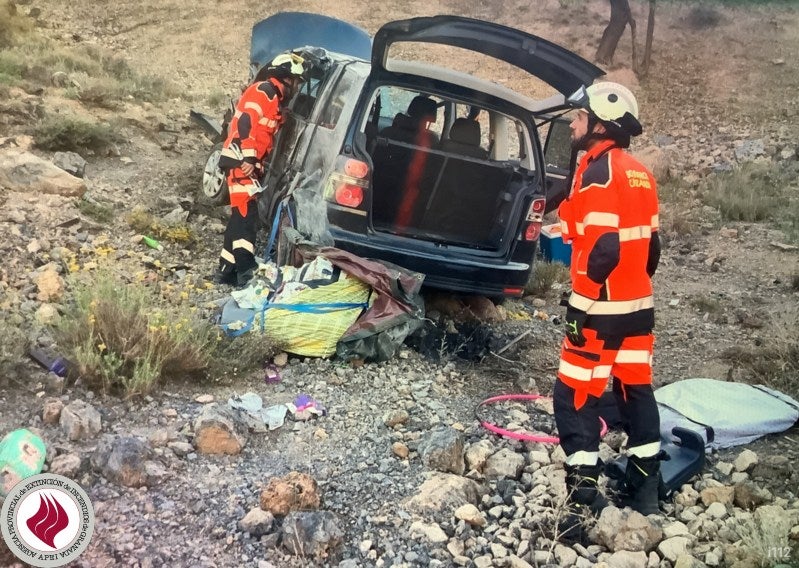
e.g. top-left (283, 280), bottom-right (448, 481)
top-left (200, 143), bottom-right (229, 206)
top-left (274, 202), bottom-right (302, 268)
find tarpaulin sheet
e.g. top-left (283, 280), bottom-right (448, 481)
top-left (655, 378), bottom-right (799, 450)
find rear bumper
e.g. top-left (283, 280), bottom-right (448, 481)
top-left (331, 228), bottom-right (537, 297)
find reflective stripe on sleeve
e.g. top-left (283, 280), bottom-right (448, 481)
top-left (651, 214), bottom-right (660, 229)
top-left (583, 212), bottom-right (620, 228)
top-left (243, 101), bottom-right (264, 117)
top-left (258, 117), bottom-right (278, 128)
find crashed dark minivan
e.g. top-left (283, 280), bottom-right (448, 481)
top-left (195, 12), bottom-right (603, 298)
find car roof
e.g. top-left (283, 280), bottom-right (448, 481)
top-left (382, 59), bottom-right (567, 115)
top-left (250, 12), bottom-right (371, 76)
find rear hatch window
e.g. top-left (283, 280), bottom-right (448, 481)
top-left (364, 86), bottom-right (535, 252)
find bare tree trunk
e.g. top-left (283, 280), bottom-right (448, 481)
top-left (640, 0), bottom-right (657, 76)
top-left (595, 0), bottom-right (633, 65)
top-left (630, 14), bottom-right (639, 75)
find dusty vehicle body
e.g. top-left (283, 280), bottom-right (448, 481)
top-left (194, 12), bottom-right (603, 298)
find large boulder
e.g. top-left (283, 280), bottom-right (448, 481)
top-left (0, 149), bottom-right (86, 197)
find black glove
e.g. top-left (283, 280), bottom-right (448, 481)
top-left (565, 305), bottom-right (588, 347)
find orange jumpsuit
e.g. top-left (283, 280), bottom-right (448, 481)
top-left (554, 139), bottom-right (662, 466)
top-left (218, 78), bottom-right (285, 283)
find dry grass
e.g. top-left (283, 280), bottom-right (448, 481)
top-left (722, 311), bottom-right (799, 401)
top-left (77, 198), bottom-right (115, 224)
top-left (34, 115), bottom-right (123, 153)
top-left (526, 260), bottom-right (570, 297)
top-left (56, 272), bottom-right (218, 396)
top-left (690, 294), bottom-right (724, 315)
top-left (0, 5), bottom-right (173, 101)
top-left (126, 207), bottom-right (196, 244)
top-left (0, 322), bottom-right (26, 373)
top-left (0, 1), bottom-right (31, 49)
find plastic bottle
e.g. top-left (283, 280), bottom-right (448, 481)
top-left (142, 235), bottom-right (164, 251)
top-left (29, 347), bottom-right (69, 377)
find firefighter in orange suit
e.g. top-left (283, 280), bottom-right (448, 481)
top-left (216, 52), bottom-right (306, 287)
top-left (553, 82), bottom-right (663, 535)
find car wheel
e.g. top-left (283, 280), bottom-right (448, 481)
top-left (274, 203), bottom-right (301, 268)
top-left (200, 143), bottom-right (229, 206)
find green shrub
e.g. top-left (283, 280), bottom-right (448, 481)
top-left (77, 198), bottom-right (114, 224)
top-left (0, 1), bottom-right (32, 48)
top-left (701, 163), bottom-right (781, 223)
top-left (0, 52), bottom-right (25, 85)
top-left (526, 260), bottom-right (570, 297)
top-left (56, 273), bottom-right (218, 396)
top-left (125, 207), bottom-right (196, 244)
top-left (690, 294), bottom-right (723, 314)
top-left (34, 115), bottom-right (123, 153)
top-left (0, 321), bottom-right (26, 373)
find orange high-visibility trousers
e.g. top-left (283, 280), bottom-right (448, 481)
top-left (554, 329), bottom-right (660, 466)
top-left (557, 329), bottom-right (654, 410)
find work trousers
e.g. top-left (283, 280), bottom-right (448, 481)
top-left (554, 329), bottom-right (660, 467)
top-left (219, 199), bottom-right (258, 282)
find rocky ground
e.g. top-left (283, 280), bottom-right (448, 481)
top-left (2, 0), bottom-right (799, 567)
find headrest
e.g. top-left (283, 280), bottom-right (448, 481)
top-left (449, 118), bottom-right (481, 147)
top-left (407, 96), bottom-right (437, 122)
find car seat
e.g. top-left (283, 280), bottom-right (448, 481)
top-left (440, 118), bottom-right (488, 159)
top-left (379, 96), bottom-right (439, 146)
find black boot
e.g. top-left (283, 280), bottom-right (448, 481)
top-left (558, 464), bottom-right (609, 543)
top-left (619, 454), bottom-right (662, 515)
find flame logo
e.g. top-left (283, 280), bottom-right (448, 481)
top-left (25, 492), bottom-right (70, 549)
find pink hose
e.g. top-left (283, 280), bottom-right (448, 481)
top-left (476, 393), bottom-right (608, 444)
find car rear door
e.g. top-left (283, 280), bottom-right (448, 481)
top-left (371, 15), bottom-right (603, 96)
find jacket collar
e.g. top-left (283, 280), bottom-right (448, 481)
top-left (583, 139), bottom-right (618, 163)
top-left (268, 77), bottom-right (287, 98)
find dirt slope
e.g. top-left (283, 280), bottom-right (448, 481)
top-left (2, 1), bottom-right (799, 567)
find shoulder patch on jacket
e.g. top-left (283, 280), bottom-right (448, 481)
top-left (256, 81), bottom-right (278, 99)
top-left (580, 152), bottom-right (612, 190)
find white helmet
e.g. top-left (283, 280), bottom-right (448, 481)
top-left (586, 82), bottom-right (639, 123)
top-left (569, 81), bottom-right (643, 138)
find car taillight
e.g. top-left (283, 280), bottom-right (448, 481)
top-left (524, 222), bottom-right (541, 241)
top-left (503, 287), bottom-right (524, 297)
top-left (344, 159), bottom-right (369, 179)
top-left (334, 183), bottom-right (364, 208)
top-left (522, 197), bottom-right (546, 241)
top-left (325, 156), bottom-right (370, 210)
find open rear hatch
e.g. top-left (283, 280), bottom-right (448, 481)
top-left (372, 15), bottom-right (603, 96)
top-left (367, 16), bottom-right (603, 252)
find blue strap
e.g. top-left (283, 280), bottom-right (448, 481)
top-left (222, 301), bottom-right (369, 336)
top-left (263, 202), bottom-right (283, 261)
top-left (263, 201), bottom-right (296, 262)
top-left (221, 312), bottom-right (255, 337)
